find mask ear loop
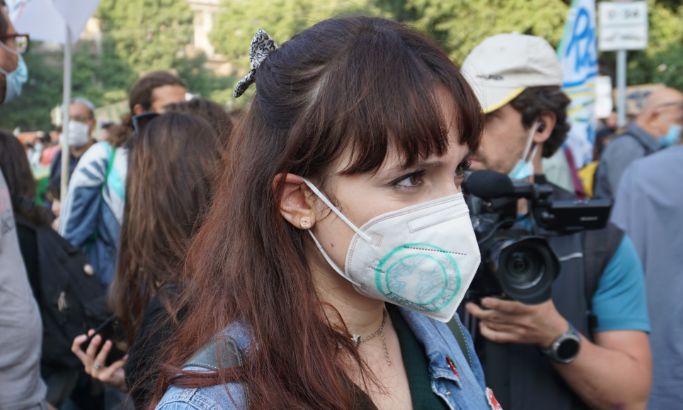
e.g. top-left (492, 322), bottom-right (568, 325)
top-left (301, 178), bottom-right (372, 243)
top-left (300, 178), bottom-right (364, 287)
top-left (0, 40), bottom-right (19, 56)
top-left (306, 231), bottom-right (362, 287)
top-left (521, 120), bottom-right (539, 162)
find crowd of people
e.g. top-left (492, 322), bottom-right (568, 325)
top-left (1, 6), bottom-right (682, 410)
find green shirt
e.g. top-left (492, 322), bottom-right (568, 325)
top-left (389, 306), bottom-right (450, 410)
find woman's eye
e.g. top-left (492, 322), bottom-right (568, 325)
top-left (455, 159), bottom-right (472, 178)
top-left (395, 171), bottom-right (425, 187)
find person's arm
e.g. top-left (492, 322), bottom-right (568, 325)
top-left (553, 330), bottom-right (650, 410)
top-left (466, 300), bottom-right (650, 410)
top-left (57, 143), bottom-right (108, 246)
top-left (467, 234), bottom-right (652, 410)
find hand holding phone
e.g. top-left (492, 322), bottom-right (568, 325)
top-left (71, 316), bottom-right (128, 392)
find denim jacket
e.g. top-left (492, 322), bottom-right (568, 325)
top-left (156, 308), bottom-right (494, 410)
top-left (58, 142), bottom-right (128, 289)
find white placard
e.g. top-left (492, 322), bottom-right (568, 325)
top-left (598, 1), bottom-right (648, 51)
top-left (594, 76), bottom-right (613, 118)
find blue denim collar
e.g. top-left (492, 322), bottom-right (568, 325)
top-left (397, 308), bottom-right (465, 389)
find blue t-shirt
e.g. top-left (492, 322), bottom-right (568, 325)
top-left (518, 215), bottom-right (649, 332)
top-left (591, 235), bottom-right (650, 332)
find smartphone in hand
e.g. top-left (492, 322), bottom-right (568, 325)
top-left (80, 315), bottom-right (127, 366)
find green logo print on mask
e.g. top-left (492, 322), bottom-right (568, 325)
top-left (376, 243), bottom-right (462, 313)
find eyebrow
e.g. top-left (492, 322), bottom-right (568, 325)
top-left (388, 160), bottom-right (446, 174)
top-left (398, 152), bottom-right (472, 171)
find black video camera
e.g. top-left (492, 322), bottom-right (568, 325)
top-left (462, 170), bottom-right (612, 305)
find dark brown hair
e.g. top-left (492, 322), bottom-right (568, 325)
top-left (0, 130), bottom-right (52, 225)
top-left (153, 16), bottom-right (482, 410)
top-left (108, 72), bottom-right (186, 148)
top-left (509, 86), bottom-right (571, 158)
top-left (109, 112), bottom-right (221, 346)
top-left (166, 97), bottom-right (233, 146)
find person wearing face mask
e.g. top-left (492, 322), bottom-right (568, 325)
top-left (593, 87), bottom-right (683, 200)
top-left (0, 4), bottom-right (28, 105)
top-left (47, 97), bottom-right (96, 202)
top-left (58, 72), bottom-right (187, 292)
top-left (152, 18), bottom-right (498, 410)
top-left (610, 126), bottom-right (683, 410)
top-left (0, 6), bottom-right (55, 410)
top-left (461, 33), bottom-right (652, 410)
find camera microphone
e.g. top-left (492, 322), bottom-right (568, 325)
top-left (463, 170), bottom-right (515, 201)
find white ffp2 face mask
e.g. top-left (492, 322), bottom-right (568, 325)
top-left (303, 179), bottom-right (481, 322)
top-left (60, 121), bottom-right (91, 148)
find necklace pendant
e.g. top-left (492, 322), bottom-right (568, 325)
top-left (352, 335), bottom-right (361, 346)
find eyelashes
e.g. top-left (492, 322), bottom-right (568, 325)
top-left (456, 158), bottom-right (472, 177)
top-left (391, 169), bottom-right (427, 187)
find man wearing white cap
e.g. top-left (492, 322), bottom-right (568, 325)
top-left (461, 33), bottom-right (652, 410)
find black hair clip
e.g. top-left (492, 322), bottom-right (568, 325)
top-left (233, 30), bottom-right (278, 98)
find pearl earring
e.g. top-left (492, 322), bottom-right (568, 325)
top-left (300, 217), bottom-right (312, 229)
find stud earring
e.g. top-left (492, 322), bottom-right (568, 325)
top-left (300, 217), bottom-right (312, 229)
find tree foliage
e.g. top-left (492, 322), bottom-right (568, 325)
top-left (96, 0), bottom-right (194, 72)
top-left (392, 0), bottom-right (569, 63)
top-left (3, 0), bottom-right (683, 131)
top-left (210, 0), bottom-right (385, 71)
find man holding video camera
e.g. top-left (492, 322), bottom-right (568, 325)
top-left (460, 33), bottom-right (652, 410)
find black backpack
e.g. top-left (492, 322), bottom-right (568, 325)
top-left (15, 216), bottom-right (108, 370)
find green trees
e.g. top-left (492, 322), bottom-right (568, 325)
top-left (3, 0), bottom-right (683, 132)
top-left (390, 0), bottom-right (569, 63)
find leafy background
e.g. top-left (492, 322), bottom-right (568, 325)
top-left (2, 0), bottom-right (682, 131)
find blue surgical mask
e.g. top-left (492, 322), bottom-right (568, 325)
top-left (659, 123), bottom-right (682, 148)
top-left (0, 40), bottom-right (28, 104)
top-left (508, 120), bottom-right (540, 180)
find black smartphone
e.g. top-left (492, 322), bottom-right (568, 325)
top-left (80, 315), bottom-right (127, 366)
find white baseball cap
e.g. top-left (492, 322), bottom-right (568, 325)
top-left (461, 33), bottom-right (563, 113)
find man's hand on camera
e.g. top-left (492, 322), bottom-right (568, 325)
top-left (465, 297), bottom-right (569, 348)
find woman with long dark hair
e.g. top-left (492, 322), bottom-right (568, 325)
top-left (58, 72), bottom-right (186, 290)
top-left (154, 17), bottom-right (494, 410)
top-left (71, 112), bottom-right (222, 407)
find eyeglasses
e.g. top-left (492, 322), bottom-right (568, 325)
top-left (132, 112), bottom-right (160, 134)
top-left (70, 114), bottom-right (91, 123)
top-left (0, 34), bottom-right (30, 54)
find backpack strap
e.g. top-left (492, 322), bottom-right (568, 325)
top-left (583, 223), bottom-right (624, 329)
top-left (181, 335), bottom-right (245, 371)
top-left (447, 317), bottom-right (474, 371)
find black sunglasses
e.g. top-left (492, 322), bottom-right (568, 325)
top-left (125, 112), bottom-right (160, 149)
top-left (131, 112), bottom-right (160, 134)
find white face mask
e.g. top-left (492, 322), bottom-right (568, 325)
top-left (60, 121), bottom-right (91, 148)
top-left (508, 120), bottom-right (539, 181)
top-left (303, 179), bottom-right (481, 323)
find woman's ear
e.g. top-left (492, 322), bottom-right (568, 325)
top-left (274, 173), bottom-right (317, 230)
top-left (533, 111), bottom-right (557, 144)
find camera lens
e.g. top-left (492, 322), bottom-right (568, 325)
top-left (484, 236), bottom-right (560, 304)
top-left (506, 250), bottom-right (543, 289)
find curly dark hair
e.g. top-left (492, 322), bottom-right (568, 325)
top-left (509, 86), bottom-right (571, 158)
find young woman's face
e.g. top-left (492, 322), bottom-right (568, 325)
top-left (309, 97), bottom-right (472, 276)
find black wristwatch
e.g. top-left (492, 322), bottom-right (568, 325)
top-left (539, 322), bottom-right (581, 363)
